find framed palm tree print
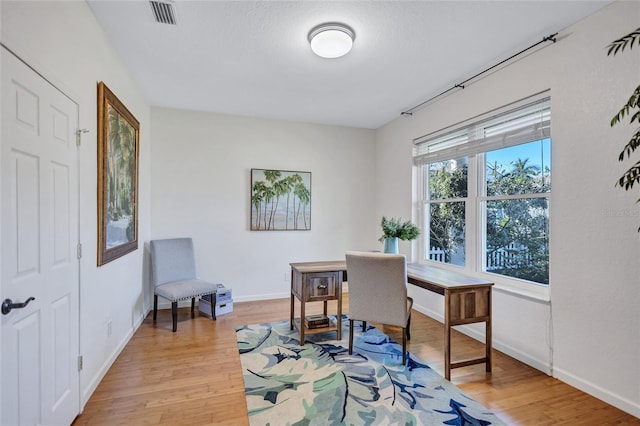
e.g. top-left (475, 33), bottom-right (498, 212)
top-left (251, 169), bottom-right (311, 231)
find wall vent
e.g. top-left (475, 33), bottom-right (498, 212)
top-left (150, 1), bottom-right (177, 25)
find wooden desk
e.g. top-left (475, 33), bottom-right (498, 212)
top-left (290, 260), bottom-right (493, 380)
top-left (406, 263), bottom-right (493, 380)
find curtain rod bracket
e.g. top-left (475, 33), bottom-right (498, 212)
top-left (400, 111), bottom-right (413, 116)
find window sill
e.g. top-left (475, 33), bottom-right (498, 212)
top-left (491, 280), bottom-right (550, 303)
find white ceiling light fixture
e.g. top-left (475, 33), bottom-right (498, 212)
top-left (308, 23), bottom-right (355, 59)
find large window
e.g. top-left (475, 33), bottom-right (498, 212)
top-left (415, 96), bottom-right (550, 285)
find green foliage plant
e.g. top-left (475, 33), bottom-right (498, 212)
top-left (428, 160), bottom-right (467, 264)
top-left (378, 216), bottom-right (420, 242)
top-left (608, 28), bottom-right (640, 230)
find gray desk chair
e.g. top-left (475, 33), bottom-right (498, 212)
top-left (346, 251), bottom-right (413, 364)
top-left (150, 238), bottom-right (218, 332)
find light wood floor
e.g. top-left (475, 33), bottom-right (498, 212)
top-left (73, 296), bottom-right (639, 425)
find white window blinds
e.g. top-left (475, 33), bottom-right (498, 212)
top-left (413, 96), bottom-right (550, 165)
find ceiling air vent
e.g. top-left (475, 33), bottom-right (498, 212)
top-left (150, 0), bottom-right (177, 25)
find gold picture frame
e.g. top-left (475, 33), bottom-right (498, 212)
top-left (97, 82), bottom-right (140, 265)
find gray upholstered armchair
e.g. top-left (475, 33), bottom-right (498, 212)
top-left (150, 238), bottom-right (218, 332)
top-left (345, 251), bottom-right (413, 364)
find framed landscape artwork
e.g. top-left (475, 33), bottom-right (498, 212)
top-left (251, 169), bottom-right (311, 231)
top-left (97, 81), bottom-right (140, 265)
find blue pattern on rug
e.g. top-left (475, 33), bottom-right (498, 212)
top-left (236, 317), bottom-right (505, 426)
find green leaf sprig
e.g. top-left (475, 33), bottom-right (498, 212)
top-left (378, 216), bottom-right (420, 242)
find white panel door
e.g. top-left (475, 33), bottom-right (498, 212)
top-left (1, 47), bottom-right (80, 425)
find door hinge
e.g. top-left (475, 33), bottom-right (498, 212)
top-left (77, 243), bottom-right (82, 259)
top-left (78, 355), bottom-right (83, 371)
top-left (75, 128), bottom-right (89, 147)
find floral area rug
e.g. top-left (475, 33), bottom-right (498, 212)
top-left (235, 316), bottom-right (505, 426)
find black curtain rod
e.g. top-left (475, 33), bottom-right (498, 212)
top-left (400, 32), bottom-right (558, 116)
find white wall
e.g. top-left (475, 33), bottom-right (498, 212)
top-left (376, 1), bottom-right (640, 417)
top-left (1, 1), bottom-right (152, 407)
top-left (3, 0), bottom-right (638, 419)
top-left (150, 107), bottom-right (377, 301)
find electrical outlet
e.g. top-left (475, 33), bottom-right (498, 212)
top-left (107, 319), bottom-right (112, 337)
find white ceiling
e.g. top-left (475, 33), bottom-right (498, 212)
top-left (87, 0), bottom-right (610, 129)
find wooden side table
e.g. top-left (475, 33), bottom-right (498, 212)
top-left (290, 261), bottom-right (344, 344)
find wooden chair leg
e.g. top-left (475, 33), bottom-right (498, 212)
top-left (191, 298), bottom-right (195, 315)
top-left (402, 327), bottom-right (407, 365)
top-left (406, 313), bottom-right (411, 340)
top-left (348, 319), bottom-right (354, 354)
top-left (153, 295), bottom-right (158, 321)
top-left (171, 301), bottom-right (178, 332)
top-left (212, 297), bottom-right (217, 320)
top-left (362, 321), bottom-right (367, 332)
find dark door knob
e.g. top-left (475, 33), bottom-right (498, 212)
top-left (1, 297), bottom-right (35, 315)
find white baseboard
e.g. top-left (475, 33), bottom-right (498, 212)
top-left (553, 366), bottom-right (640, 419)
top-left (80, 309), bottom-right (148, 409)
top-left (153, 292), bottom-right (290, 308)
top-left (410, 302), bottom-right (552, 375)
top-left (233, 292), bottom-right (290, 303)
top-left (415, 298), bottom-right (639, 417)
top-left (155, 299), bottom-right (193, 309)
top-left (410, 303), bottom-right (443, 324)
top-left (81, 327), bottom-right (134, 407)
top-left (81, 297), bottom-right (640, 420)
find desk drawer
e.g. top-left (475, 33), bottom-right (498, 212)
top-left (306, 272), bottom-right (339, 300)
top-left (448, 288), bottom-right (490, 324)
